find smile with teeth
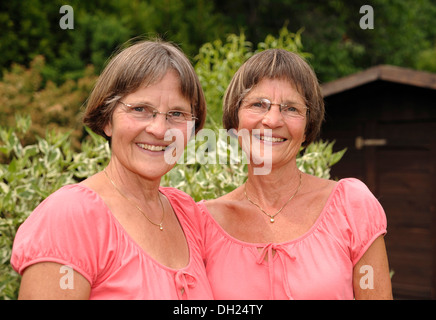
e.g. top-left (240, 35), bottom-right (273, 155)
top-left (257, 135), bottom-right (286, 142)
top-left (137, 143), bottom-right (167, 151)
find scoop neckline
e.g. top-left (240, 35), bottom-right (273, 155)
top-left (72, 183), bottom-right (194, 273)
top-left (199, 179), bottom-right (347, 248)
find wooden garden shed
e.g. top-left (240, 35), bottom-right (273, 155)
top-left (320, 65), bottom-right (436, 299)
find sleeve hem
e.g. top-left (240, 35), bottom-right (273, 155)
top-left (16, 257), bottom-right (93, 285)
top-left (352, 229), bottom-right (387, 266)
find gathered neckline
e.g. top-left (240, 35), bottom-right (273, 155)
top-left (70, 184), bottom-right (194, 272)
top-left (198, 178), bottom-right (349, 248)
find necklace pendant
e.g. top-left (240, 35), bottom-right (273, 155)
top-left (270, 218), bottom-right (275, 223)
top-left (159, 224), bottom-right (163, 231)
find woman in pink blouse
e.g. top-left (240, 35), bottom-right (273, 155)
top-left (11, 40), bottom-right (213, 299)
top-left (197, 49), bottom-right (392, 299)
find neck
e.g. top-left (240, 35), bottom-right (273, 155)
top-left (245, 163), bottom-right (302, 207)
top-left (104, 160), bottom-right (161, 204)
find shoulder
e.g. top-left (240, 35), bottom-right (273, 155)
top-left (45, 183), bottom-right (102, 203)
top-left (11, 184), bottom-right (114, 279)
top-left (331, 179), bottom-right (387, 264)
top-left (335, 178), bottom-right (379, 204)
top-left (325, 177), bottom-right (386, 219)
top-left (32, 184), bottom-right (107, 221)
top-left (201, 186), bottom-right (241, 213)
top-left (160, 186), bottom-right (194, 201)
top-left (17, 183), bottom-right (111, 238)
top-left (301, 174), bottom-right (337, 197)
top-left (330, 178), bottom-right (387, 232)
top-left (338, 177), bottom-right (371, 192)
top-left (198, 187), bottom-right (248, 229)
top-left (159, 187), bottom-right (202, 226)
top-left (30, 184), bottom-right (102, 216)
top-left (159, 186), bottom-right (197, 209)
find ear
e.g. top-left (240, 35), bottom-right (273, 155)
top-left (103, 121), bottom-right (113, 138)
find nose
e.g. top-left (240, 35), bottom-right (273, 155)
top-left (144, 113), bottom-right (169, 139)
top-left (262, 105), bottom-right (284, 128)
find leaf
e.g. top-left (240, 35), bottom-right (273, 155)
top-left (37, 137), bottom-right (49, 155)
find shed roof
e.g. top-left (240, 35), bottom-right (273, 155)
top-left (321, 65), bottom-right (436, 97)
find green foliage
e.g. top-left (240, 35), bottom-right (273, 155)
top-left (0, 0), bottom-right (227, 83)
top-left (0, 55), bottom-right (97, 150)
top-left (415, 44), bottom-right (436, 73)
top-left (297, 140), bottom-right (347, 180)
top-left (0, 116), bottom-right (110, 299)
top-left (2, 0), bottom-right (436, 85)
top-left (194, 32), bottom-right (253, 129)
top-left (209, 0), bottom-right (436, 81)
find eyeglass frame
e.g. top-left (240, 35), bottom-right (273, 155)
top-left (241, 98), bottom-right (309, 119)
top-left (118, 100), bottom-right (198, 124)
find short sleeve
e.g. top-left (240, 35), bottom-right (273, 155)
top-left (11, 184), bottom-right (115, 285)
top-left (338, 178), bottom-right (387, 265)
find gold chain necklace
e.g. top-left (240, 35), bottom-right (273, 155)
top-left (104, 168), bottom-right (165, 231)
top-left (244, 172), bottom-right (302, 223)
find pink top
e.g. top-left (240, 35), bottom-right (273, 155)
top-left (11, 184), bottom-right (213, 300)
top-left (197, 178), bottom-right (387, 300)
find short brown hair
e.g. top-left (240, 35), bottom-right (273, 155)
top-left (222, 49), bottom-right (324, 146)
top-left (83, 39), bottom-right (206, 140)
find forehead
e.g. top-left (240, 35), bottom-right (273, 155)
top-left (124, 70), bottom-right (190, 105)
top-left (245, 77), bottom-right (304, 103)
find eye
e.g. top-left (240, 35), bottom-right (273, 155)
top-left (281, 105), bottom-right (298, 113)
top-left (168, 110), bottom-right (184, 118)
top-left (131, 104), bottom-right (154, 114)
top-left (132, 106), bottom-right (145, 112)
top-left (281, 104), bottom-right (307, 117)
top-left (251, 101), bottom-right (268, 109)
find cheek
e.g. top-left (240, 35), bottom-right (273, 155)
top-left (108, 113), bottom-right (142, 138)
top-left (289, 122), bottom-right (306, 141)
top-left (236, 111), bottom-right (256, 131)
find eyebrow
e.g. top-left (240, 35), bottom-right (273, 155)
top-left (127, 101), bottom-right (191, 111)
top-left (281, 100), bottom-right (306, 106)
top-left (253, 97), bottom-right (305, 105)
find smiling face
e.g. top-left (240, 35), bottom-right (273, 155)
top-left (103, 69), bottom-right (192, 180)
top-left (237, 77), bottom-right (307, 170)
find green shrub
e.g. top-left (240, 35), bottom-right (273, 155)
top-left (0, 55), bottom-right (97, 150)
top-left (0, 115), bottom-right (110, 299)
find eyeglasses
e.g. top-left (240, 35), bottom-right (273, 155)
top-left (242, 98), bottom-right (308, 120)
top-left (119, 101), bottom-right (197, 125)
